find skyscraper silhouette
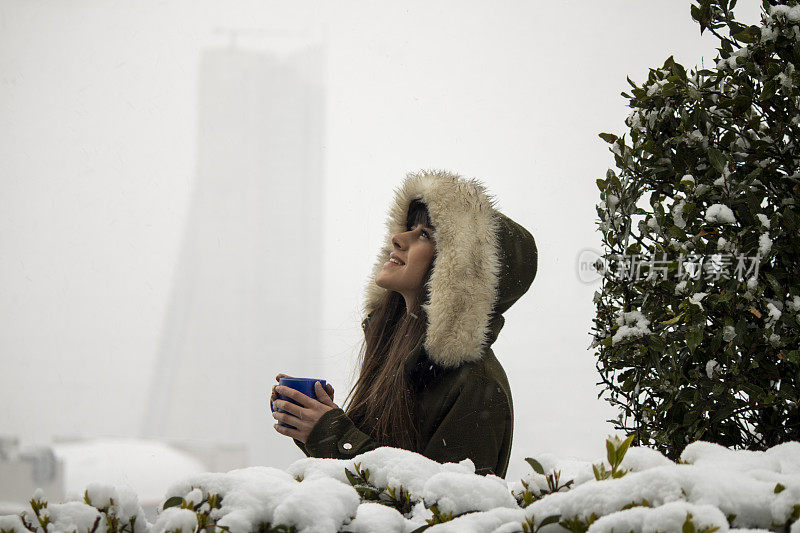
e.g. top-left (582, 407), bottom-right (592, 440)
top-left (142, 41), bottom-right (325, 469)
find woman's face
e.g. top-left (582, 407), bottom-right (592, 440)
top-left (375, 223), bottom-right (436, 309)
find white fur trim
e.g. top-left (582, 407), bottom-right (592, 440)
top-left (363, 169), bottom-right (503, 367)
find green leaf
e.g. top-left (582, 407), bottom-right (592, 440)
top-left (606, 438), bottom-right (616, 466)
top-left (717, 290), bottom-right (734, 303)
top-left (525, 457), bottom-right (545, 475)
top-left (599, 132), bottom-right (618, 144)
top-left (760, 79), bottom-right (777, 102)
top-left (731, 29), bottom-right (756, 43)
top-left (708, 148), bottom-right (727, 173)
top-left (661, 312), bottom-right (685, 326)
top-left (742, 382), bottom-right (765, 398)
top-left (162, 496), bottom-right (184, 510)
top-left (344, 468), bottom-right (360, 486)
top-left (617, 434), bottom-right (635, 461)
top-left (540, 515), bottom-right (561, 527)
top-left (683, 512), bottom-right (697, 533)
top-left (765, 273), bottom-right (782, 295)
top-left (785, 351), bottom-right (800, 364)
top-left (775, 483), bottom-right (786, 493)
top-left (687, 327), bottom-right (703, 354)
top-left (690, 4), bottom-right (702, 23)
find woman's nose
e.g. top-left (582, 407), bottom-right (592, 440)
top-left (392, 233), bottom-right (407, 249)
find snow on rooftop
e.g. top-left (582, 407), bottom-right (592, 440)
top-left (52, 438), bottom-right (207, 506)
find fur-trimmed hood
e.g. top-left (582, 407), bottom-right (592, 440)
top-left (363, 169), bottom-right (538, 368)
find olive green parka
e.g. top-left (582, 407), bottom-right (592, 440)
top-left (292, 169), bottom-right (537, 478)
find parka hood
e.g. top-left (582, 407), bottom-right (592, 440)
top-left (363, 169), bottom-right (538, 368)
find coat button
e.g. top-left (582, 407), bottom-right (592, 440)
top-left (342, 442), bottom-right (352, 450)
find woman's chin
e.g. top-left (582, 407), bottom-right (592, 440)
top-left (375, 273), bottom-right (395, 290)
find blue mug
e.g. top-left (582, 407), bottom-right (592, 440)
top-left (270, 376), bottom-right (332, 429)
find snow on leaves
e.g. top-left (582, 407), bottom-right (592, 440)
top-left (2, 439), bottom-right (800, 533)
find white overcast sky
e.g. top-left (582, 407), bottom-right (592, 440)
top-left (0, 1), bottom-right (762, 482)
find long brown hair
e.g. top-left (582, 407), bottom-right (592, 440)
top-left (342, 199), bottom-right (435, 451)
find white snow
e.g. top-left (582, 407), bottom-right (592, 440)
top-left (346, 502), bottom-right (408, 533)
top-left (425, 507), bottom-right (525, 532)
top-left (290, 447), bottom-right (476, 501)
top-left (766, 302), bottom-right (782, 328)
top-left (588, 501), bottom-right (728, 533)
top-left (422, 472), bottom-right (517, 516)
top-left (85, 483), bottom-right (117, 509)
top-left (4, 442), bottom-right (800, 532)
top-left (46, 501), bottom-right (108, 532)
top-left (184, 488), bottom-right (203, 506)
top-left (758, 232), bottom-right (773, 257)
top-left (152, 507), bottom-right (197, 533)
top-left (0, 515), bottom-right (27, 531)
top-left (756, 214), bottom-right (771, 229)
top-left (723, 325), bottom-right (737, 342)
top-left (706, 359), bottom-right (720, 379)
top-left (612, 310), bottom-right (652, 345)
top-left (769, 4), bottom-right (800, 22)
top-left (673, 199), bottom-right (687, 229)
top-left (705, 204), bottom-right (737, 225)
top-left (272, 477), bottom-right (360, 533)
top-left (675, 280), bottom-right (688, 295)
top-left (53, 438), bottom-right (207, 507)
top-left (688, 292), bottom-right (708, 309)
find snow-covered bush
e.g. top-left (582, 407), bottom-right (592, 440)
top-left (2, 438), bottom-right (800, 532)
top-left (591, 0), bottom-right (800, 458)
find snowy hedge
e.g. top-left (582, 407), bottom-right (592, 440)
top-left (2, 436), bottom-right (799, 533)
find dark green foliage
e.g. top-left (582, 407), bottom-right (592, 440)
top-left (592, 0), bottom-right (800, 459)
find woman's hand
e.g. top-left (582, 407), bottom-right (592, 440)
top-left (270, 374), bottom-right (335, 413)
top-left (271, 376), bottom-right (338, 444)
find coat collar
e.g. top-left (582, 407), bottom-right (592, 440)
top-left (402, 313), bottom-right (506, 377)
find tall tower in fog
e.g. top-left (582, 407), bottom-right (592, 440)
top-left (142, 41), bottom-right (325, 469)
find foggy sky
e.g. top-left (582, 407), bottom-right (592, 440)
top-left (0, 0), bottom-right (762, 482)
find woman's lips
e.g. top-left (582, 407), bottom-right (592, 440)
top-left (384, 260), bottom-right (403, 267)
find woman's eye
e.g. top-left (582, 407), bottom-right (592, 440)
top-left (421, 230), bottom-right (429, 238)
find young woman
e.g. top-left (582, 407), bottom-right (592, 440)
top-left (270, 169), bottom-right (537, 478)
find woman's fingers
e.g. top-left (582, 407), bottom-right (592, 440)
top-left (274, 385), bottom-right (312, 407)
top-left (273, 421), bottom-right (301, 439)
top-left (315, 382), bottom-right (337, 407)
top-left (275, 373), bottom-right (289, 382)
top-left (273, 399), bottom-right (304, 419)
top-left (272, 408), bottom-right (303, 426)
